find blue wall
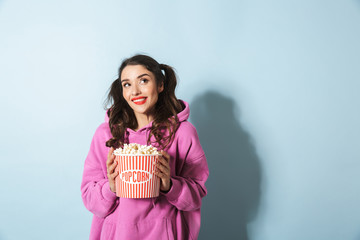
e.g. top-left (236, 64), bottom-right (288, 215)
top-left (0, 0), bottom-right (359, 239)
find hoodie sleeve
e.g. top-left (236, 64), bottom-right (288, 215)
top-left (81, 123), bottom-right (119, 218)
top-left (161, 122), bottom-right (209, 211)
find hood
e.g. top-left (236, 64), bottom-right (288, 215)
top-left (104, 100), bottom-right (190, 129)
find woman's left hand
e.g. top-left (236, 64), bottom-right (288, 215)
top-left (154, 150), bottom-right (172, 192)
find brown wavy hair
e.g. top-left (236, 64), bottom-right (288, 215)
top-left (104, 54), bottom-right (183, 150)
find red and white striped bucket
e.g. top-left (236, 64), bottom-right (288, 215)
top-left (114, 154), bottom-right (160, 198)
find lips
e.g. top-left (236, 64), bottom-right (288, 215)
top-left (131, 97), bottom-right (147, 105)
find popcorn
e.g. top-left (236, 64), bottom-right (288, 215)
top-left (114, 143), bottom-right (161, 198)
top-left (114, 143), bottom-right (160, 155)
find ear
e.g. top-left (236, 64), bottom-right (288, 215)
top-left (158, 81), bottom-right (164, 93)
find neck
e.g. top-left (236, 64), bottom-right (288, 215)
top-left (134, 113), bottom-right (154, 131)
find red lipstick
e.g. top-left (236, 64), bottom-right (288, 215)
top-left (132, 97), bottom-right (147, 105)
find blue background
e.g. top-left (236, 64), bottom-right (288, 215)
top-left (1, 0), bottom-right (360, 239)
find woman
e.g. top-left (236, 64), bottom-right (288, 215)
top-left (81, 54), bottom-right (209, 240)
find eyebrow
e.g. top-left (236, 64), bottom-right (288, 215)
top-left (121, 73), bottom-right (150, 83)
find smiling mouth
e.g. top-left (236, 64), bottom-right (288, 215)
top-left (132, 97), bottom-right (147, 105)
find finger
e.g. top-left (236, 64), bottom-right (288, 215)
top-left (155, 165), bottom-right (171, 178)
top-left (154, 170), bottom-right (168, 180)
top-left (106, 157), bottom-right (115, 169)
top-left (160, 150), bottom-right (170, 161)
top-left (155, 163), bottom-right (170, 176)
top-left (155, 159), bottom-right (170, 175)
top-left (107, 169), bottom-right (119, 179)
top-left (106, 150), bottom-right (115, 167)
top-left (157, 156), bottom-right (169, 168)
top-left (108, 161), bottom-right (118, 173)
top-left (110, 171), bottom-right (119, 180)
top-left (107, 147), bottom-right (114, 158)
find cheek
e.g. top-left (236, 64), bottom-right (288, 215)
top-left (122, 89), bottom-right (129, 100)
top-left (151, 92), bottom-right (159, 102)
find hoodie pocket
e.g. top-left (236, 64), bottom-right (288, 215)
top-left (115, 218), bottom-right (175, 240)
top-left (136, 218), bottom-right (175, 240)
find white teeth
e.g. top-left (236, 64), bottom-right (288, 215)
top-left (133, 98), bottom-right (146, 102)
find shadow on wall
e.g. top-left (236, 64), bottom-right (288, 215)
top-left (191, 91), bottom-right (262, 240)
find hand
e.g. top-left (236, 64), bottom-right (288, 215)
top-left (106, 147), bottom-right (118, 193)
top-left (154, 150), bottom-right (172, 192)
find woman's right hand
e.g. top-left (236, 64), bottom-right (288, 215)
top-left (106, 147), bottom-right (118, 193)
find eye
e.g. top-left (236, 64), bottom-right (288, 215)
top-left (123, 83), bottom-right (130, 88)
top-left (140, 78), bottom-right (149, 84)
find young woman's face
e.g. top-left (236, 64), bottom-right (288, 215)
top-left (121, 65), bottom-right (163, 120)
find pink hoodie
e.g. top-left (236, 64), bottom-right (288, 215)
top-left (81, 100), bottom-right (209, 240)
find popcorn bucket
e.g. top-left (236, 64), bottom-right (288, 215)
top-left (114, 154), bottom-right (160, 198)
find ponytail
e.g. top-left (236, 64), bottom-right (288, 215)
top-left (159, 64), bottom-right (181, 111)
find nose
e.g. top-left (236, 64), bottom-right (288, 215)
top-left (131, 84), bottom-right (141, 96)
